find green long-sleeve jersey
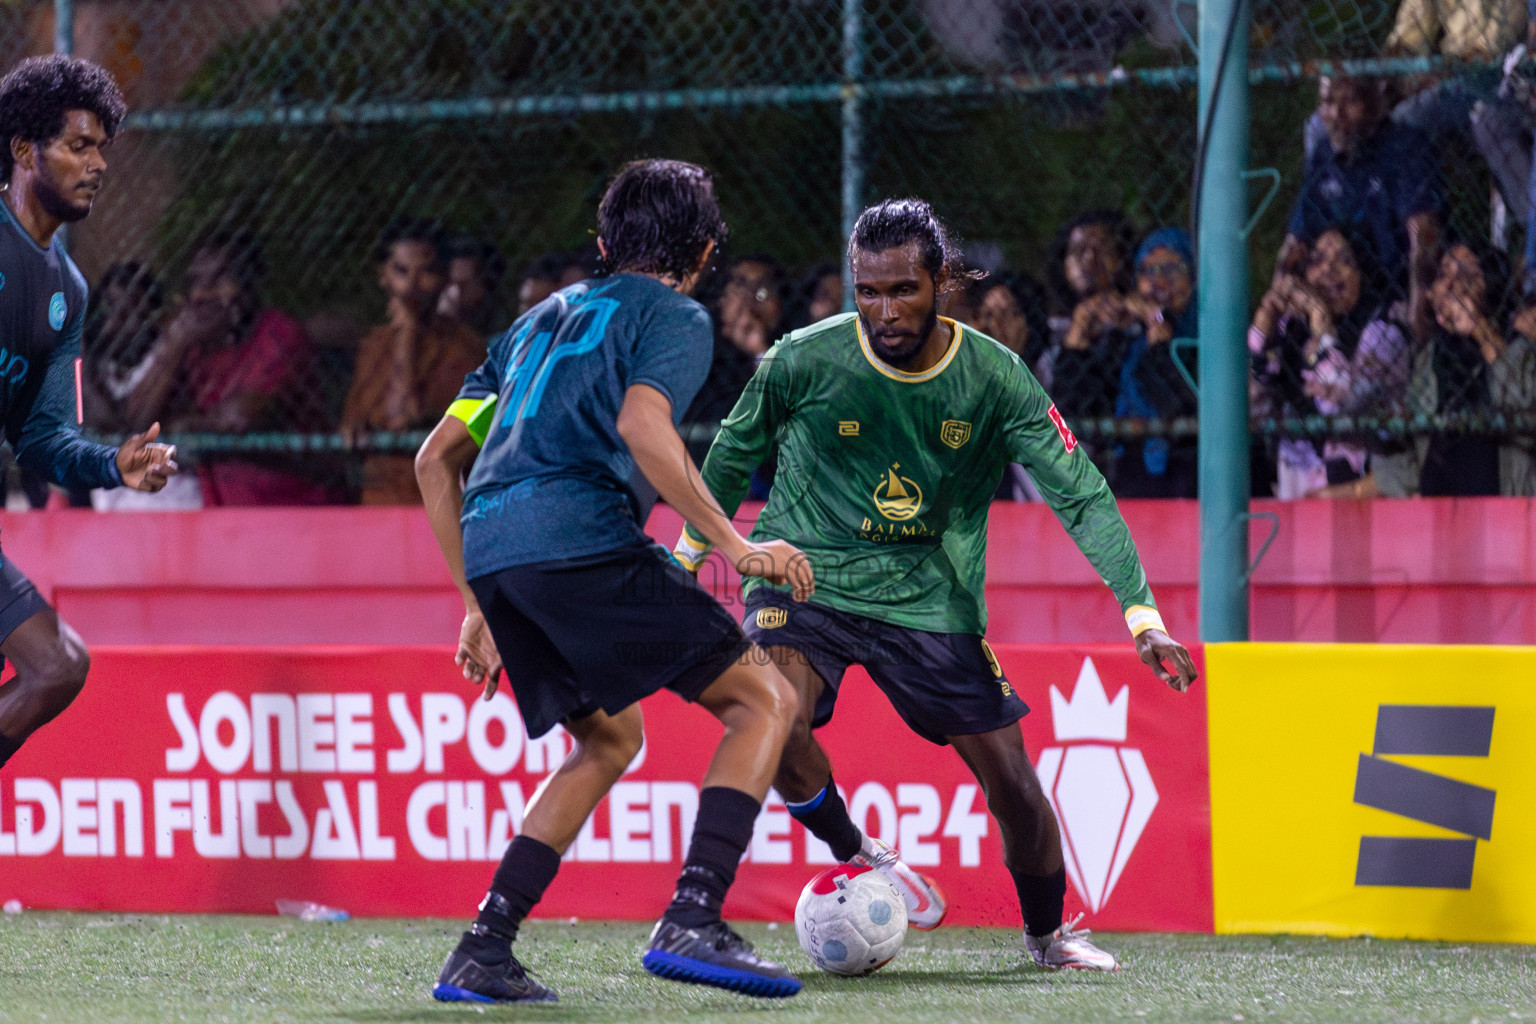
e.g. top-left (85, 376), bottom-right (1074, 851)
top-left (689, 313), bottom-right (1159, 636)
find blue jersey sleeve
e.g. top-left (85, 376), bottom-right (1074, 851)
top-left (456, 325), bottom-right (510, 403)
top-left (626, 297), bottom-right (712, 418)
top-left (12, 298), bottom-right (122, 490)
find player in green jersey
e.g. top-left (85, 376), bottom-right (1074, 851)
top-left (673, 198), bottom-right (1198, 971)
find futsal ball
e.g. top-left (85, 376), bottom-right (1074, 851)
top-left (794, 863), bottom-right (907, 976)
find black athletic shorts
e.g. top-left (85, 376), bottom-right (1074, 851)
top-left (742, 587), bottom-right (1028, 746)
top-left (469, 543), bottom-right (752, 739)
top-left (0, 548), bottom-right (47, 648)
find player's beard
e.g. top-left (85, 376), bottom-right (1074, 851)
top-left (35, 164), bottom-right (95, 224)
top-left (864, 308), bottom-right (940, 369)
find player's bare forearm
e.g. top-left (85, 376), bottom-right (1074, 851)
top-left (617, 384), bottom-right (752, 566)
top-left (415, 415), bottom-right (480, 608)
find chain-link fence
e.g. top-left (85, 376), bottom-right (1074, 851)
top-left (2, 0), bottom-right (1533, 503)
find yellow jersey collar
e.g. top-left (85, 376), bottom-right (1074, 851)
top-left (855, 315), bottom-right (965, 383)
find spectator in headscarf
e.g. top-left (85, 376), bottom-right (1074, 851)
top-left (1113, 228), bottom-right (1200, 498)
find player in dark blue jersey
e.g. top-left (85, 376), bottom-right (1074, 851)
top-left (0, 56), bottom-right (178, 772)
top-left (416, 160), bottom-right (814, 1003)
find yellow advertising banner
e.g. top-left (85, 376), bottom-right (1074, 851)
top-left (1208, 643), bottom-right (1536, 943)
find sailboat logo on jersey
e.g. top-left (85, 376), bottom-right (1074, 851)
top-left (872, 463), bottom-right (923, 521)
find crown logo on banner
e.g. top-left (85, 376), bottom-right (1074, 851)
top-left (1048, 658), bottom-right (1128, 742)
top-left (1035, 657), bottom-right (1157, 914)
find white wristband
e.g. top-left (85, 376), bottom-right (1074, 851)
top-left (1125, 605), bottom-right (1166, 638)
top-left (672, 528), bottom-right (712, 573)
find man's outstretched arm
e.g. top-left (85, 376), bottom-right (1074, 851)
top-left (416, 413), bottom-right (502, 695)
top-left (618, 382), bottom-right (812, 599)
top-left (1003, 366), bottom-right (1197, 691)
top-left (673, 346), bottom-right (790, 568)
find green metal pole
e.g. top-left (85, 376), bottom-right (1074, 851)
top-left (840, 0), bottom-right (864, 312)
top-left (1197, 0), bottom-right (1250, 641)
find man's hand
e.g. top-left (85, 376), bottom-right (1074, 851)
top-left (116, 422), bottom-right (179, 492)
top-left (1135, 628), bottom-right (1198, 692)
top-left (734, 539), bottom-right (815, 602)
top-left (456, 607), bottom-right (504, 700)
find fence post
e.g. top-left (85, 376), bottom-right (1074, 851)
top-left (840, 0), bottom-right (864, 311)
top-left (54, 0), bottom-right (73, 54)
top-left (1196, 0), bottom-right (1250, 641)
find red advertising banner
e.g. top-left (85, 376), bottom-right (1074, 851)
top-left (0, 644), bottom-right (1210, 931)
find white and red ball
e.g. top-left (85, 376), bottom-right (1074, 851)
top-left (793, 863), bottom-right (907, 976)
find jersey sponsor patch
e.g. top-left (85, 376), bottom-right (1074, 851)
top-left (1047, 403), bottom-right (1078, 453)
top-left (48, 292), bottom-right (66, 331)
top-left (940, 420), bottom-right (971, 449)
top-left (755, 607), bottom-right (788, 630)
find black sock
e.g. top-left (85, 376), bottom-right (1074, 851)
top-left (663, 786), bottom-right (762, 928)
top-left (1012, 867), bottom-right (1067, 937)
top-left (459, 835), bottom-right (563, 964)
top-left (0, 732), bottom-right (21, 771)
top-left (785, 777), bottom-right (863, 864)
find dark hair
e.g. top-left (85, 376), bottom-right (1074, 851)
top-left (1048, 209), bottom-right (1137, 307)
top-left (848, 198), bottom-right (972, 289)
top-left (597, 159), bottom-right (728, 280)
top-left (1437, 233), bottom-right (1514, 326)
top-left (192, 226), bottom-right (268, 292)
top-left (786, 261), bottom-right (841, 327)
top-left (0, 56), bottom-right (126, 183)
top-left (96, 260), bottom-right (164, 311)
top-left (974, 271), bottom-right (1051, 366)
top-left (522, 249), bottom-right (572, 283)
top-left (446, 235), bottom-right (507, 289)
top-left (373, 217), bottom-right (447, 268)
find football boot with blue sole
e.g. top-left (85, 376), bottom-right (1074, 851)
top-left (642, 919), bottom-right (802, 998)
top-left (432, 946), bottom-right (558, 1003)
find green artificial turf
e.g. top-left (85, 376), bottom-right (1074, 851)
top-left (0, 914), bottom-right (1531, 1023)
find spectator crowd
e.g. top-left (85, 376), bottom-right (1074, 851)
top-left (51, 0), bottom-right (1536, 507)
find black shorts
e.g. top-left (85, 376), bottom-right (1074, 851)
top-left (469, 543), bottom-right (751, 739)
top-left (742, 588), bottom-right (1028, 746)
top-left (0, 549), bottom-right (48, 648)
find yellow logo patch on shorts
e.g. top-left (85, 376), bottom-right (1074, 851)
top-left (755, 607), bottom-right (788, 630)
top-left (981, 640), bottom-right (1012, 695)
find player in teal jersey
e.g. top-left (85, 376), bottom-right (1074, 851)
top-left (673, 198), bottom-right (1198, 971)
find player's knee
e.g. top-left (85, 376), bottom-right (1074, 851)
top-left (38, 636), bottom-right (90, 707)
top-left (574, 718), bottom-right (643, 776)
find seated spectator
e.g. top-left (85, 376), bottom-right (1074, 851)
top-left (1048, 211), bottom-right (1140, 470)
top-left (81, 261), bottom-right (163, 434)
top-left (966, 270), bottom-right (1051, 501)
top-left (1304, 2), bottom-right (1528, 234)
top-left (438, 235), bottom-right (507, 336)
top-left (970, 270), bottom-right (1050, 369)
top-left (79, 261), bottom-right (203, 510)
top-left (340, 218), bottom-right (486, 505)
top-left (1250, 228), bottom-right (1410, 498)
top-left (683, 254), bottom-right (787, 466)
top-left (787, 261), bottom-right (843, 329)
top-left (124, 228), bottom-right (337, 506)
top-left (1403, 240), bottom-right (1536, 495)
top-left (517, 250), bottom-right (572, 315)
top-left (1113, 228), bottom-right (1200, 498)
top-left (1282, 75), bottom-right (1443, 336)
